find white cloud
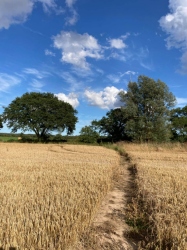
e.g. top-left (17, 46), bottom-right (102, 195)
top-left (107, 75), bottom-right (121, 84)
top-left (124, 70), bottom-right (137, 75)
top-left (131, 47), bottom-right (153, 71)
top-left (84, 86), bottom-right (124, 109)
top-left (109, 52), bottom-right (126, 61)
top-left (159, 0), bottom-right (187, 72)
top-left (109, 38), bottom-right (127, 49)
top-left (58, 71), bottom-right (83, 91)
top-left (53, 31), bottom-right (102, 69)
top-left (55, 92), bottom-right (79, 108)
top-left (140, 61), bottom-right (154, 71)
top-left (159, 0), bottom-right (187, 49)
top-left (23, 68), bottom-right (50, 79)
top-left (65, 0), bottom-right (78, 25)
top-left (180, 51), bottom-right (187, 73)
top-left (107, 71), bottom-right (137, 84)
top-left (29, 79), bottom-right (45, 91)
top-left (0, 0), bottom-right (62, 29)
top-left (65, 0), bottom-right (77, 8)
top-left (66, 9), bottom-right (78, 25)
top-left (0, 0), bottom-right (33, 29)
top-left (45, 49), bottom-right (55, 56)
top-left (121, 33), bottom-right (130, 39)
top-left (176, 97), bottom-right (187, 105)
top-left (0, 73), bottom-right (21, 92)
top-left (106, 35), bottom-right (129, 61)
top-left (37, 0), bottom-right (57, 12)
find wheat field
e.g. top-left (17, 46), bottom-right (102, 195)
top-left (122, 143), bottom-right (187, 249)
top-left (0, 143), bottom-right (121, 250)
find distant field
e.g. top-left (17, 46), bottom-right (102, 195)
top-left (0, 133), bottom-right (80, 143)
top-left (123, 143), bottom-right (187, 249)
top-left (0, 136), bottom-right (18, 142)
top-left (0, 143), bottom-right (120, 249)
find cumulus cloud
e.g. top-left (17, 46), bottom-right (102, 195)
top-left (109, 38), bottom-right (127, 49)
top-left (53, 31), bottom-right (102, 69)
top-left (84, 86), bottom-right (124, 109)
top-left (159, 0), bottom-right (187, 72)
top-left (0, 0), bottom-right (61, 29)
top-left (0, 73), bottom-right (21, 92)
top-left (0, 0), bottom-right (33, 29)
top-left (159, 0), bottom-right (187, 49)
top-left (55, 92), bottom-right (79, 108)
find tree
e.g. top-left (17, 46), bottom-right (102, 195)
top-left (2, 92), bottom-right (78, 141)
top-left (92, 108), bottom-right (130, 142)
top-left (0, 116), bottom-right (3, 129)
top-left (170, 106), bottom-right (187, 142)
top-left (119, 75), bottom-right (176, 142)
top-left (79, 125), bottom-right (99, 143)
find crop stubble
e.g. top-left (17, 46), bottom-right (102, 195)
top-left (0, 143), bottom-right (120, 250)
top-left (123, 143), bottom-right (187, 249)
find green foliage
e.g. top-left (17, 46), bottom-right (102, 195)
top-left (2, 92), bottom-right (78, 142)
top-left (49, 134), bottom-right (67, 143)
top-left (92, 108), bottom-right (130, 142)
top-left (0, 116), bottom-right (3, 129)
top-left (0, 136), bottom-right (18, 142)
top-left (89, 75), bottom-right (176, 143)
top-left (170, 106), bottom-right (187, 142)
top-left (119, 75), bottom-right (176, 142)
top-left (79, 126), bottom-right (99, 143)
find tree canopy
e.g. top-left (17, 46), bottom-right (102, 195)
top-left (79, 125), bottom-right (99, 143)
top-left (90, 75), bottom-right (176, 143)
top-left (92, 108), bottom-right (130, 142)
top-left (170, 106), bottom-right (187, 142)
top-left (2, 92), bottom-right (78, 141)
top-left (0, 116), bottom-right (3, 129)
top-left (118, 75), bottom-right (176, 142)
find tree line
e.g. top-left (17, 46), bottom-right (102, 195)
top-left (80, 75), bottom-right (187, 143)
top-left (0, 75), bottom-right (186, 143)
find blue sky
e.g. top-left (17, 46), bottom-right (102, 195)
top-left (0, 0), bottom-right (187, 135)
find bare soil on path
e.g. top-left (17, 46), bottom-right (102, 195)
top-left (75, 156), bottom-right (138, 250)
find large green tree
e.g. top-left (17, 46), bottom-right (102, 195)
top-left (170, 106), bottom-right (187, 142)
top-left (2, 92), bottom-right (78, 141)
top-left (92, 108), bottom-right (130, 142)
top-left (119, 75), bottom-right (176, 142)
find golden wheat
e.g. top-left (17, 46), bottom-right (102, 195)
top-left (0, 143), bottom-right (120, 250)
top-left (122, 143), bottom-right (187, 249)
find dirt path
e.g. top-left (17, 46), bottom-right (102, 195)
top-left (75, 156), bottom-right (138, 250)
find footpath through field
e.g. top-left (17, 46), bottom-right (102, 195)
top-left (75, 152), bottom-right (138, 250)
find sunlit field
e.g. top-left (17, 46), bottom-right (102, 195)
top-left (122, 143), bottom-right (187, 249)
top-left (0, 143), bottom-right (120, 249)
